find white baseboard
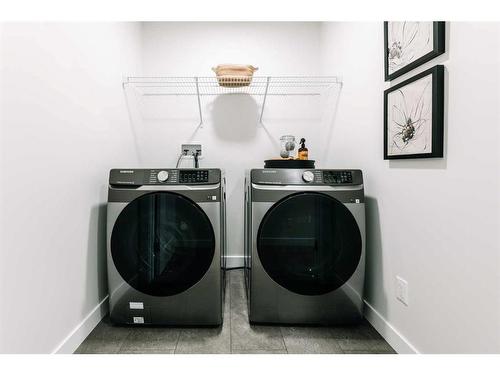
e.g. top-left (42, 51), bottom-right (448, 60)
top-left (363, 300), bottom-right (419, 354)
top-left (225, 255), bottom-right (244, 269)
top-left (52, 296), bottom-right (109, 354)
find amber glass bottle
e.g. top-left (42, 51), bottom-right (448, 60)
top-left (298, 138), bottom-right (309, 160)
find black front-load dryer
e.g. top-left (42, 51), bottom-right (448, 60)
top-left (244, 168), bottom-right (365, 324)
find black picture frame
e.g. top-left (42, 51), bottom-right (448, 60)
top-left (384, 22), bottom-right (445, 81)
top-left (384, 65), bottom-right (444, 160)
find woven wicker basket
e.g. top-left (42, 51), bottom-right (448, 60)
top-left (212, 64), bottom-right (258, 87)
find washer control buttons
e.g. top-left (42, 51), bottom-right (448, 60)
top-left (157, 170), bottom-right (169, 182)
top-left (302, 171), bottom-right (315, 183)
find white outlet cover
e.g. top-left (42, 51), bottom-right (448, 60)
top-left (396, 276), bottom-right (409, 306)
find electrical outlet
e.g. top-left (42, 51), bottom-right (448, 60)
top-left (181, 144), bottom-right (202, 158)
top-left (396, 276), bottom-right (409, 306)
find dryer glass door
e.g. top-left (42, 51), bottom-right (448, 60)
top-left (257, 192), bottom-right (361, 296)
top-left (111, 192), bottom-right (215, 296)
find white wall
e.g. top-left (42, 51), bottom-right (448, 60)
top-left (0, 23), bottom-right (142, 353)
top-left (136, 22), bottom-right (329, 266)
top-left (320, 22), bottom-right (500, 353)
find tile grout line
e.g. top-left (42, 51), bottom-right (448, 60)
top-left (116, 327), bottom-right (132, 354)
top-left (116, 340), bottom-right (126, 354)
top-left (229, 270), bottom-right (233, 354)
top-left (281, 327), bottom-right (289, 354)
top-left (173, 328), bottom-right (181, 354)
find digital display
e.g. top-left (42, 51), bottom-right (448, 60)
top-left (179, 170), bottom-right (209, 183)
top-left (323, 171), bottom-right (352, 184)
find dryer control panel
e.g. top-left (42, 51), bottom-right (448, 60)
top-left (251, 169), bottom-right (362, 186)
top-left (323, 170), bottom-right (353, 184)
top-left (109, 169), bottom-right (221, 186)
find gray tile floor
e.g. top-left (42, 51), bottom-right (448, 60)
top-left (75, 270), bottom-right (396, 354)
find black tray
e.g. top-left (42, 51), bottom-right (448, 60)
top-left (264, 159), bottom-right (315, 169)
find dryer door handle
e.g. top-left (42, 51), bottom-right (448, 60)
top-left (251, 183), bottom-right (363, 191)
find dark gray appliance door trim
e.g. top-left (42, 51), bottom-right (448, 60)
top-left (108, 184), bottom-right (221, 203)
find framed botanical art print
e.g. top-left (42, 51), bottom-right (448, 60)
top-left (384, 65), bottom-right (444, 160)
top-left (384, 21), bottom-right (445, 81)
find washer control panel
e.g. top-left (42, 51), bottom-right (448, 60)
top-left (109, 169), bottom-right (220, 186)
top-left (148, 169), bottom-right (178, 184)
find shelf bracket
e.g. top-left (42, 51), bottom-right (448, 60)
top-left (259, 76), bottom-right (271, 124)
top-left (195, 77), bottom-right (203, 127)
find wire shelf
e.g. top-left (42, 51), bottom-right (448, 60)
top-left (123, 76), bottom-right (342, 124)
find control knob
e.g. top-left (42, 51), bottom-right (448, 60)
top-left (157, 170), bottom-right (169, 182)
top-left (302, 171), bottom-right (314, 183)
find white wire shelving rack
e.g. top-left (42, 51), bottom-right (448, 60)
top-left (123, 76), bottom-right (342, 125)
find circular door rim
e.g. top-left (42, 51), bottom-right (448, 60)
top-left (110, 190), bottom-right (216, 297)
top-left (255, 191), bottom-right (362, 296)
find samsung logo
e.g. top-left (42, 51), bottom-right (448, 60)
top-left (262, 170), bottom-right (277, 174)
top-left (119, 170), bottom-right (134, 174)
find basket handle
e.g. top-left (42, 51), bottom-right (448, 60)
top-left (212, 65), bottom-right (259, 73)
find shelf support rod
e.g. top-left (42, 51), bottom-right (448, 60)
top-left (195, 77), bottom-right (203, 126)
top-left (259, 76), bottom-right (271, 124)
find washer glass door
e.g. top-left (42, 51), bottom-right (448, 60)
top-left (111, 192), bottom-right (215, 296)
top-left (257, 192), bottom-right (361, 295)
